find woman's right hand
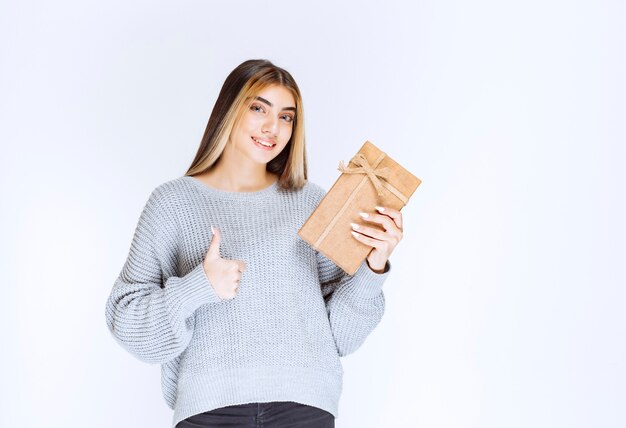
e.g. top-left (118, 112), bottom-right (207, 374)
top-left (202, 226), bottom-right (247, 300)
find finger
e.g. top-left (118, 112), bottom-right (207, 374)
top-left (375, 206), bottom-right (403, 229)
top-left (359, 212), bottom-right (398, 233)
top-left (234, 260), bottom-right (247, 272)
top-left (207, 226), bottom-right (222, 259)
top-left (350, 222), bottom-right (389, 241)
top-left (228, 270), bottom-right (243, 282)
top-left (351, 230), bottom-right (385, 249)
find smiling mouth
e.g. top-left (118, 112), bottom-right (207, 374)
top-left (251, 136), bottom-right (276, 149)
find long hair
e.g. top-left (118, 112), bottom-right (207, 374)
top-left (185, 59), bottom-right (307, 190)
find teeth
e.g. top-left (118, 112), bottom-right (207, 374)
top-left (253, 137), bottom-right (274, 147)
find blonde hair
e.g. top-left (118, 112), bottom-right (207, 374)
top-left (185, 59), bottom-right (307, 190)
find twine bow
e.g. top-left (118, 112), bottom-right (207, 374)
top-left (337, 153), bottom-right (390, 197)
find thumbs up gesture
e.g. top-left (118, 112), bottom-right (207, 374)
top-left (202, 226), bottom-right (247, 300)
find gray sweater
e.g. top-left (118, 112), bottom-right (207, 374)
top-left (105, 175), bottom-right (391, 427)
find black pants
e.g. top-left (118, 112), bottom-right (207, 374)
top-left (176, 401), bottom-right (335, 428)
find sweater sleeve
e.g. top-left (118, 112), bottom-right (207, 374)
top-left (105, 187), bottom-right (223, 364)
top-left (318, 251), bottom-right (390, 357)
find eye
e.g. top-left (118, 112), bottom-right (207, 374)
top-left (281, 114), bottom-right (294, 123)
top-left (250, 104), bottom-right (265, 113)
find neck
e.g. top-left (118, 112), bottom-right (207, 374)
top-left (199, 147), bottom-right (277, 193)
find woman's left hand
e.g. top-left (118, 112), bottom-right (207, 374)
top-left (350, 206), bottom-right (403, 273)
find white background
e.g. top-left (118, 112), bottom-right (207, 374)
top-left (1, 1), bottom-right (624, 427)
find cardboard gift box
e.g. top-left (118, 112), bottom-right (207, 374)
top-left (298, 140), bottom-right (421, 275)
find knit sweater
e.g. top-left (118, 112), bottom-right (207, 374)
top-left (105, 175), bottom-right (391, 427)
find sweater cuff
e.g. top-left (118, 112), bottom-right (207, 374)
top-left (339, 259), bottom-right (392, 300)
top-left (164, 263), bottom-right (223, 319)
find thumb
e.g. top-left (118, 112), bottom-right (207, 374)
top-left (207, 226), bottom-right (222, 259)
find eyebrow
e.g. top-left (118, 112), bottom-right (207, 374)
top-left (255, 96), bottom-right (297, 112)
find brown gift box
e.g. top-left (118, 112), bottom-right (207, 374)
top-left (298, 141), bottom-right (422, 275)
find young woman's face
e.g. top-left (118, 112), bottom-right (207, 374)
top-left (229, 84), bottom-right (296, 166)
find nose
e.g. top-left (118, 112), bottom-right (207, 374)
top-left (262, 114), bottom-right (278, 137)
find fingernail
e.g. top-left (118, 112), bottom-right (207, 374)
top-left (350, 222), bottom-right (360, 230)
top-left (359, 212), bottom-right (369, 219)
top-left (375, 206), bottom-right (385, 212)
top-left (211, 225), bottom-right (215, 233)
top-left (351, 231), bottom-right (360, 238)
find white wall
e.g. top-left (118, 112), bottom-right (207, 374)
top-left (1, 1), bottom-right (624, 427)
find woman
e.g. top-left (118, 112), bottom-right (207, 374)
top-left (105, 59), bottom-right (404, 428)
